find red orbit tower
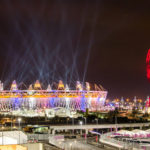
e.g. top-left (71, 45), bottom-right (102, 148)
top-left (146, 49), bottom-right (150, 108)
top-left (146, 49), bottom-right (150, 81)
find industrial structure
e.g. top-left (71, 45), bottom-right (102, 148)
top-left (0, 80), bottom-right (107, 112)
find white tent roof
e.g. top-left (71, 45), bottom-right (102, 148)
top-left (0, 136), bottom-right (17, 145)
top-left (132, 129), bottom-right (148, 134)
top-left (146, 129), bottom-right (150, 133)
top-left (116, 129), bottom-right (150, 138)
top-left (0, 131), bottom-right (27, 145)
top-left (117, 130), bottom-right (134, 135)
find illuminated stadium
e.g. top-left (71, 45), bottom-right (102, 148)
top-left (0, 80), bottom-right (107, 114)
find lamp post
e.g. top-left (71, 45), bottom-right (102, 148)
top-left (67, 117), bottom-right (69, 125)
top-left (70, 143), bottom-right (72, 150)
top-left (2, 125), bottom-right (4, 145)
top-left (11, 117), bottom-right (13, 131)
top-left (84, 117), bottom-right (86, 125)
top-left (79, 121), bottom-right (83, 138)
top-left (18, 118), bottom-right (21, 144)
top-left (95, 118), bottom-right (98, 128)
top-left (72, 117), bottom-right (74, 134)
top-left (95, 118), bottom-right (98, 134)
top-left (95, 118), bottom-right (99, 143)
top-left (83, 117), bottom-right (87, 140)
top-left (115, 115), bottom-right (117, 132)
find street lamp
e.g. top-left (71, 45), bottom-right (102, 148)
top-left (66, 117), bottom-right (69, 125)
top-left (79, 121), bottom-right (83, 138)
top-left (18, 118), bottom-right (21, 129)
top-left (79, 121), bottom-right (83, 125)
top-left (95, 118), bottom-right (99, 143)
top-left (18, 118), bottom-right (22, 144)
top-left (95, 118), bottom-right (98, 125)
top-left (2, 126), bottom-right (4, 145)
top-left (95, 118), bottom-right (98, 133)
top-left (83, 117), bottom-right (86, 125)
top-left (10, 111), bottom-right (13, 131)
top-left (115, 115), bottom-right (118, 132)
top-left (83, 117), bottom-right (87, 140)
top-left (72, 117), bottom-right (74, 134)
top-left (70, 143), bottom-right (72, 150)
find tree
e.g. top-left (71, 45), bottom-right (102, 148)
top-left (131, 107), bottom-right (139, 118)
top-left (143, 112), bottom-right (149, 118)
top-left (107, 108), bottom-right (119, 123)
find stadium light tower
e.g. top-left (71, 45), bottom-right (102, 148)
top-left (11, 80), bottom-right (18, 91)
top-left (18, 118), bottom-right (22, 144)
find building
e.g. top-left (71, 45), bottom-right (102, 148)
top-left (0, 80), bottom-right (107, 113)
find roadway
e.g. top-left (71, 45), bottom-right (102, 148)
top-left (43, 143), bottom-right (61, 150)
top-left (63, 139), bottom-right (115, 150)
top-left (50, 122), bottom-right (150, 132)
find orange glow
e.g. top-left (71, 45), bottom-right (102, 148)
top-left (0, 92), bottom-right (100, 99)
top-left (58, 80), bottom-right (64, 90)
top-left (34, 80), bottom-right (41, 89)
top-left (0, 145), bottom-right (27, 150)
top-left (138, 99), bottom-right (142, 103)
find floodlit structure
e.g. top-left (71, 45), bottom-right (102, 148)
top-left (45, 107), bottom-right (78, 118)
top-left (0, 80), bottom-right (107, 112)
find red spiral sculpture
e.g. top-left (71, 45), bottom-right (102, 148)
top-left (146, 49), bottom-right (150, 81)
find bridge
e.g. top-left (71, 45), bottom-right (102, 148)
top-left (49, 123), bottom-right (150, 135)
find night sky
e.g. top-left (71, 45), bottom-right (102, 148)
top-left (0, 0), bottom-right (149, 99)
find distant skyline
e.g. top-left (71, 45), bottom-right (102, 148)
top-left (0, 0), bottom-right (149, 99)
